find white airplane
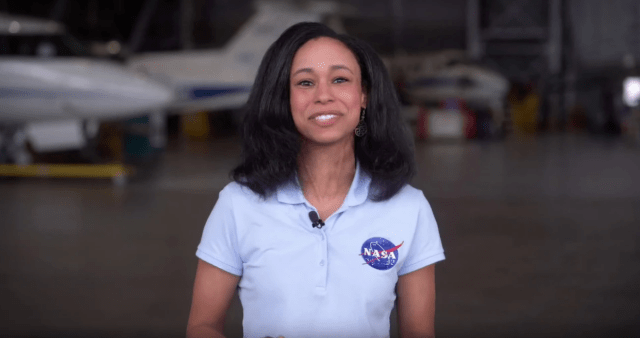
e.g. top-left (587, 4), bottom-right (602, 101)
top-left (0, 13), bottom-right (174, 164)
top-left (385, 50), bottom-right (510, 131)
top-left (128, 0), bottom-right (342, 116)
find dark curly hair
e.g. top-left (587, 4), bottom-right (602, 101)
top-left (231, 22), bottom-right (415, 202)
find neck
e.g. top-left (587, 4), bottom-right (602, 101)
top-left (297, 138), bottom-right (356, 201)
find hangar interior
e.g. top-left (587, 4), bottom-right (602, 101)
top-left (1, 0), bottom-right (639, 337)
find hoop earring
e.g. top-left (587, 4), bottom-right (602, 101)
top-left (355, 108), bottom-right (367, 137)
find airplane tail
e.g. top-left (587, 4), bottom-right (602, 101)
top-left (222, 1), bottom-right (339, 72)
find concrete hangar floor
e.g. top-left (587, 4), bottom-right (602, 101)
top-left (0, 132), bottom-right (639, 338)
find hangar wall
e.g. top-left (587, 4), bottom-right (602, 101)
top-left (569, 0), bottom-right (640, 70)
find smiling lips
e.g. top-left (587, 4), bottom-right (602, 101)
top-left (315, 114), bottom-right (338, 121)
top-left (310, 112), bottom-right (341, 125)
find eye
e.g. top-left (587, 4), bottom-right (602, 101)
top-left (296, 80), bottom-right (313, 87)
top-left (333, 77), bottom-right (348, 84)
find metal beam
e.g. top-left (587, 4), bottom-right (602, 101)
top-left (467, 0), bottom-right (482, 60)
top-left (391, 0), bottom-right (404, 55)
top-left (50, 0), bottom-right (68, 21)
top-left (181, 0), bottom-right (194, 50)
top-left (490, 0), bottom-right (538, 28)
top-left (484, 42), bottom-right (547, 56)
top-left (129, 0), bottom-right (158, 53)
top-left (547, 0), bottom-right (562, 74)
top-left (482, 27), bottom-right (547, 40)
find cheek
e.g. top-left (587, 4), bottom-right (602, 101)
top-left (337, 88), bottom-right (363, 109)
top-left (337, 91), bottom-right (355, 102)
top-left (290, 91), bottom-right (304, 113)
top-left (290, 90), bottom-right (310, 124)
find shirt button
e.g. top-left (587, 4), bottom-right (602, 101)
top-left (319, 260), bottom-right (325, 266)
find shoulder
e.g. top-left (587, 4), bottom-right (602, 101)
top-left (363, 184), bottom-right (430, 218)
top-left (379, 184), bottom-right (428, 206)
top-left (396, 184), bottom-right (426, 199)
top-left (220, 181), bottom-right (248, 196)
top-left (218, 181), bottom-right (271, 207)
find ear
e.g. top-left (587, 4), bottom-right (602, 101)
top-left (360, 91), bottom-right (367, 109)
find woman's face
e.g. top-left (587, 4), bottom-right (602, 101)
top-left (290, 37), bottom-right (367, 145)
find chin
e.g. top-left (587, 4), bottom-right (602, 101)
top-left (303, 131), bottom-right (355, 146)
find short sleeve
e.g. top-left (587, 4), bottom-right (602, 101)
top-left (196, 185), bottom-right (244, 276)
top-left (398, 192), bottom-right (445, 275)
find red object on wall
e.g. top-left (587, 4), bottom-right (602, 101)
top-left (464, 111), bottom-right (477, 139)
top-left (416, 106), bottom-right (429, 140)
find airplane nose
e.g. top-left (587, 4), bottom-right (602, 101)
top-left (118, 76), bottom-right (174, 111)
top-left (65, 61), bottom-right (174, 118)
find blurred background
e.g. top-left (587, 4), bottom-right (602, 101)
top-left (1, 0), bottom-right (639, 337)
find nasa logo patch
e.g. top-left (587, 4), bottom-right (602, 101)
top-left (360, 237), bottom-right (404, 270)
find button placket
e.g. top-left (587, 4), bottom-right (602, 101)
top-left (308, 206), bottom-right (340, 291)
top-left (317, 225), bottom-right (329, 289)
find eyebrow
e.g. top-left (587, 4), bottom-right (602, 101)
top-left (291, 64), bottom-right (354, 76)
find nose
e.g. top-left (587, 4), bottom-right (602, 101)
top-left (314, 80), bottom-right (334, 104)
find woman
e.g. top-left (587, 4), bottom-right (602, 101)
top-left (187, 22), bottom-right (445, 338)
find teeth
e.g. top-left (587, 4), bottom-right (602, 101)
top-left (315, 114), bottom-right (337, 121)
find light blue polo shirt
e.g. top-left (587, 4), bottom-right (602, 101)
top-left (196, 163), bottom-right (445, 338)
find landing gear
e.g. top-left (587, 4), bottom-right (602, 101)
top-left (0, 126), bottom-right (33, 165)
top-left (79, 119), bottom-right (103, 163)
top-left (0, 124), bottom-right (130, 185)
top-left (148, 111), bottom-right (167, 149)
top-left (0, 113), bottom-right (166, 185)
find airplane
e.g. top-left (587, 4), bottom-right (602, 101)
top-left (0, 13), bottom-right (174, 165)
top-left (127, 0), bottom-right (344, 118)
top-left (384, 50), bottom-right (510, 136)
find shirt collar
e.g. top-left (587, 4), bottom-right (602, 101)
top-left (276, 160), bottom-right (371, 207)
